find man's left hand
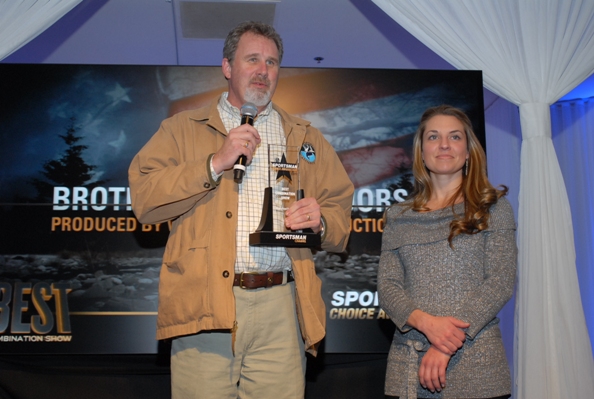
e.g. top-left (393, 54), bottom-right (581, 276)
top-left (285, 197), bottom-right (321, 233)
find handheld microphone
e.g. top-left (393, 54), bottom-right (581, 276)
top-left (233, 102), bottom-right (258, 184)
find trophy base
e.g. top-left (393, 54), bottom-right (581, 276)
top-left (249, 230), bottom-right (321, 247)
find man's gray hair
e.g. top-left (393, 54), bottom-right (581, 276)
top-left (223, 21), bottom-right (283, 64)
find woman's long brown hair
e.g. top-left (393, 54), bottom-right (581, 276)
top-left (407, 105), bottom-right (507, 246)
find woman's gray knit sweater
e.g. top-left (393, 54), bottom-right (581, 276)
top-left (378, 198), bottom-right (517, 399)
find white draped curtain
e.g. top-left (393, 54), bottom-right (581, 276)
top-left (551, 98), bottom-right (594, 345)
top-left (0, 0), bottom-right (82, 61)
top-left (371, 0), bottom-right (594, 398)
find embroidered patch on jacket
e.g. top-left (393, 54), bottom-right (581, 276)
top-left (300, 143), bottom-right (316, 163)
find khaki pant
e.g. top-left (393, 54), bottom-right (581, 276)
top-left (171, 282), bottom-right (306, 398)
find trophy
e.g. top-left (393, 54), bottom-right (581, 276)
top-left (249, 144), bottom-right (321, 247)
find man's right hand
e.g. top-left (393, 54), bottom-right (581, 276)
top-left (212, 124), bottom-right (261, 174)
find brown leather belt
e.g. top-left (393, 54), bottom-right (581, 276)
top-left (233, 271), bottom-right (294, 289)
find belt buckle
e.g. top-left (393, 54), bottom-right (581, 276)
top-left (239, 271), bottom-right (261, 289)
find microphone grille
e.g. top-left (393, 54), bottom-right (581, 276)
top-left (241, 102), bottom-right (258, 117)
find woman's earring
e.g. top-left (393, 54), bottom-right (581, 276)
top-left (465, 158), bottom-right (469, 175)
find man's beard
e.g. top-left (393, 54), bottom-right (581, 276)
top-left (244, 81), bottom-right (272, 107)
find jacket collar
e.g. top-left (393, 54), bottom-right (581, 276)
top-left (187, 98), bottom-right (227, 135)
top-left (186, 94), bottom-right (312, 141)
top-left (272, 102), bottom-right (311, 147)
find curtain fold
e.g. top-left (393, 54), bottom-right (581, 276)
top-left (0, 0), bottom-right (82, 61)
top-left (551, 98), bottom-right (594, 355)
top-left (371, 1), bottom-right (594, 398)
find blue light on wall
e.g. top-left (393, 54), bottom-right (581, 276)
top-left (559, 74), bottom-right (594, 101)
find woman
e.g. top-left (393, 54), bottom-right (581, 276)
top-left (378, 105), bottom-right (516, 399)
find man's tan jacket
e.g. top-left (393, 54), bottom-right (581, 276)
top-left (129, 98), bottom-right (354, 355)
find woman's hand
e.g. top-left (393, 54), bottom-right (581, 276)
top-left (407, 310), bottom-right (470, 355)
top-left (419, 345), bottom-right (451, 393)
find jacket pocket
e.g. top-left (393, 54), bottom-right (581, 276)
top-left (164, 244), bottom-right (207, 275)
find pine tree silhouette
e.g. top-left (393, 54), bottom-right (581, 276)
top-left (387, 172), bottom-right (414, 204)
top-left (30, 117), bottom-right (107, 202)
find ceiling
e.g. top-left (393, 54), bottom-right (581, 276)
top-left (3, 0), bottom-right (592, 100)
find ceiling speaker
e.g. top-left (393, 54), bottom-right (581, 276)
top-left (179, 1), bottom-right (276, 39)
